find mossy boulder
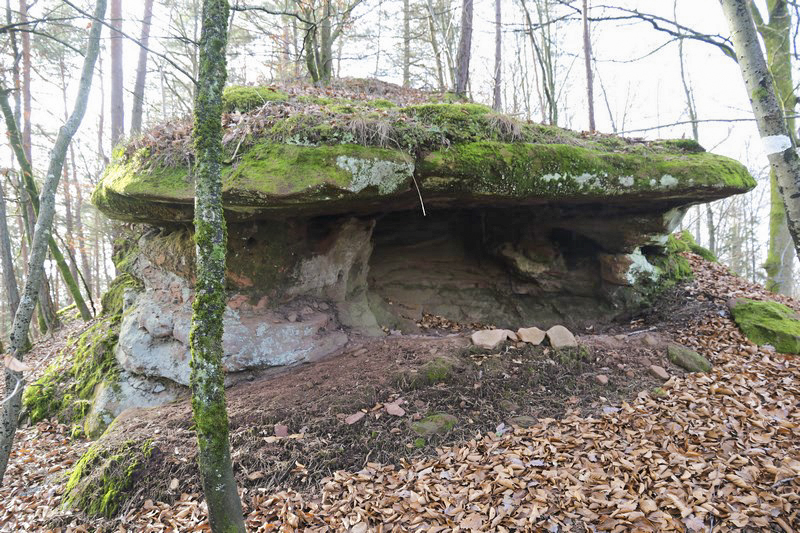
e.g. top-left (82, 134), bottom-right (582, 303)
top-left (64, 437), bottom-right (153, 517)
top-left (410, 413), bottom-right (458, 436)
top-left (729, 298), bottom-right (800, 354)
top-left (22, 316), bottom-right (120, 436)
top-left (667, 343), bottom-right (712, 373)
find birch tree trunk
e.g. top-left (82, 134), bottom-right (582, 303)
top-left (190, 0), bottom-right (246, 529)
top-left (721, 0), bottom-right (800, 259)
top-left (750, 0), bottom-right (796, 295)
top-left (492, 0), bottom-right (502, 111)
top-left (455, 0), bottom-right (472, 96)
top-left (130, 0), bottom-right (155, 136)
top-left (0, 0), bottom-right (106, 483)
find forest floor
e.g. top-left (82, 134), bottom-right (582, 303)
top-left (0, 252), bottom-right (798, 532)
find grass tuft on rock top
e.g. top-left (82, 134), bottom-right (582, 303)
top-left (669, 230), bottom-right (717, 262)
top-left (222, 85), bottom-right (288, 113)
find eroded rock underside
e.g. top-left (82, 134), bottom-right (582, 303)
top-left (53, 87), bottom-right (756, 437)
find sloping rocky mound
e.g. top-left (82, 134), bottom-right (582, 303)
top-left (30, 80), bottom-right (755, 438)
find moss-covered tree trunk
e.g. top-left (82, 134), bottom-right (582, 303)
top-left (722, 0), bottom-right (800, 261)
top-left (0, 0), bottom-right (106, 483)
top-left (189, 0), bottom-right (246, 530)
top-left (751, 0), bottom-right (797, 295)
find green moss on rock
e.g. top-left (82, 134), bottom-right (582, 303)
top-left (410, 413), bottom-right (458, 436)
top-left (667, 343), bottom-right (712, 373)
top-left (64, 439), bottom-right (153, 517)
top-left (419, 141), bottom-right (755, 199)
top-left (222, 85), bottom-right (288, 113)
top-left (669, 230), bottom-right (717, 262)
top-left (22, 315), bottom-right (121, 427)
top-left (100, 273), bottom-right (142, 317)
top-left (730, 298), bottom-right (800, 354)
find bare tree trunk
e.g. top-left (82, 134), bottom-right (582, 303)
top-left (403, 0), bottom-right (410, 87)
top-left (721, 0), bottom-right (800, 260)
top-left (492, 0), bottom-right (502, 111)
top-left (59, 60), bottom-right (79, 285)
top-left (426, 0), bottom-right (445, 91)
top-left (0, 92), bottom-right (92, 322)
top-left (73, 168), bottom-right (92, 296)
top-left (191, 0), bottom-right (246, 529)
top-left (0, 0), bottom-right (106, 482)
top-left (19, 0), bottom-right (31, 164)
top-left (0, 182), bottom-right (20, 321)
top-left (454, 0), bottom-right (472, 96)
top-left (110, 0), bottom-right (124, 146)
top-left (130, 0), bottom-right (154, 136)
top-left (707, 204), bottom-right (716, 256)
top-left (582, 0), bottom-right (595, 131)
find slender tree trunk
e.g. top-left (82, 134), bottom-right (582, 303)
top-left (454, 0), bottom-right (472, 96)
top-left (19, 0), bottom-right (31, 164)
top-left (582, 0), bottom-right (595, 131)
top-left (73, 171), bottom-right (92, 297)
top-left (707, 204), bottom-right (716, 256)
top-left (97, 53), bottom-right (108, 165)
top-left (191, 0), bottom-right (246, 530)
top-left (403, 0), bottom-right (410, 87)
top-left (59, 61), bottom-right (79, 286)
top-left (110, 0), bottom-right (124, 146)
top-left (130, 0), bottom-right (155, 136)
top-left (721, 0), bottom-right (800, 260)
top-left (0, 182), bottom-right (20, 322)
top-left (426, 0), bottom-right (445, 91)
top-left (320, 0), bottom-right (333, 84)
top-left (492, 0), bottom-right (502, 111)
top-left (0, 92), bottom-right (92, 321)
top-left (0, 0), bottom-right (106, 483)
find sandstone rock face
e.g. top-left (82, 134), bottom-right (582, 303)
top-left (84, 371), bottom-right (183, 439)
top-left (546, 325), bottom-right (578, 349)
top-left (471, 329), bottom-right (516, 350)
top-left (517, 327), bottom-right (546, 345)
top-left (649, 365), bottom-right (670, 381)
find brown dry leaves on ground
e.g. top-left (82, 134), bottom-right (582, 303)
top-left (2, 253), bottom-right (799, 532)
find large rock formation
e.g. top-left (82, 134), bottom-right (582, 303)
top-left (47, 83), bottom-right (758, 436)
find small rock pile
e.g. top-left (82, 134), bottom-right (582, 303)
top-left (470, 324), bottom-right (578, 350)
